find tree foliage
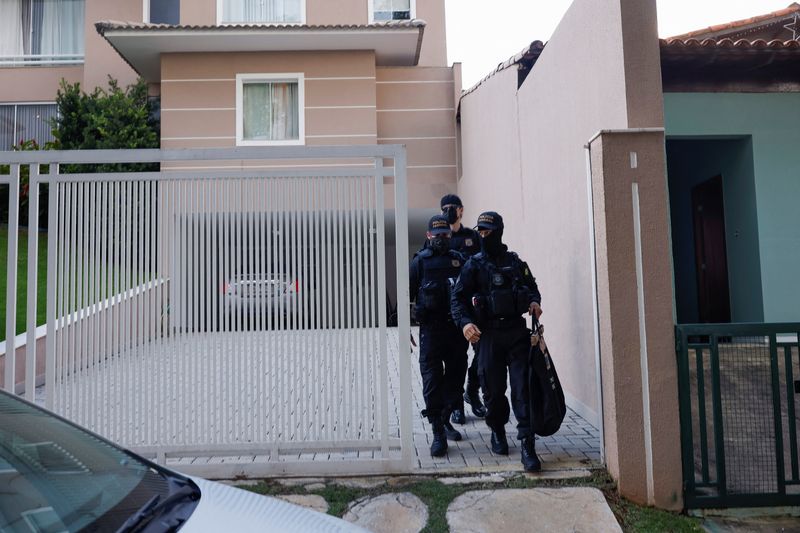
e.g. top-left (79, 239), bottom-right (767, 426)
top-left (52, 77), bottom-right (159, 151)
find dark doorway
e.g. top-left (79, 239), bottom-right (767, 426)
top-left (691, 175), bottom-right (731, 323)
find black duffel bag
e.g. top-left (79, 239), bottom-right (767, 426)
top-left (528, 321), bottom-right (566, 437)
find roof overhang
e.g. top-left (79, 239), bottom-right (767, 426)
top-left (660, 38), bottom-right (800, 91)
top-left (96, 20), bottom-right (426, 82)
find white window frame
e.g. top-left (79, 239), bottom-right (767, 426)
top-left (143, 0), bottom-right (149, 22)
top-left (236, 73), bottom-right (305, 147)
top-left (216, 0), bottom-right (306, 25)
top-left (368, 0), bottom-right (416, 23)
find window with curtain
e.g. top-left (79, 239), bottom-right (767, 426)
top-left (0, 0), bottom-right (85, 65)
top-left (240, 80), bottom-right (300, 143)
top-left (221, 0), bottom-right (302, 24)
top-left (373, 0), bottom-right (411, 21)
top-left (0, 103), bottom-right (58, 151)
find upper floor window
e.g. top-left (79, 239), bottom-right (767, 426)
top-left (236, 74), bottom-right (304, 146)
top-left (0, 103), bottom-right (58, 151)
top-left (219, 0), bottom-right (303, 24)
top-left (147, 0), bottom-right (179, 24)
top-left (0, 0), bottom-right (85, 66)
top-left (371, 0), bottom-right (413, 22)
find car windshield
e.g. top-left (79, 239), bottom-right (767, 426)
top-left (0, 392), bottom-right (176, 532)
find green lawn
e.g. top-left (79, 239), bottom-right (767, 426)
top-left (0, 226), bottom-right (48, 342)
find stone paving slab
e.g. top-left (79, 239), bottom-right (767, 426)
top-left (276, 494), bottom-right (330, 514)
top-left (343, 493), bottom-right (428, 533)
top-left (446, 487), bottom-right (622, 533)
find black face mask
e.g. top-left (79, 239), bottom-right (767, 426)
top-left (430, 236), bottom-right (449, 254)
top-left (443, 206), bottom-right (459, 225)
top-left (480, 229), bottom-right (504, 256)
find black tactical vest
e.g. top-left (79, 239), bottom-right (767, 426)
top-left (415, 249), bottom-right (464, 324)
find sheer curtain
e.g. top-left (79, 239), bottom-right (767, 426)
top-left (243, 82), bottom-right (299, 141)
top-left (0, 0), bottom-right (25, 58)
top-left (223, 0), bottom-right (300, 23)
top-left (40, 0), bottom-right (85, 58)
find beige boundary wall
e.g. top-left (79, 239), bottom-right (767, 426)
top-left (458, 0), bottom-right (682, 509)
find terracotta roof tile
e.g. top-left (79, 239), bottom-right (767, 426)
top-left (668, 2), bottom-right (800, 40)
top-left (460, 40), bottom-right (545, 99)
top-left (660, 37), bottom-right (800, 51)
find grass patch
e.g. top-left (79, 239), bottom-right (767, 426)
top-left (0, 226), bottom-right (48, 341)
top-left (237, 470), bottom-right (702, 533)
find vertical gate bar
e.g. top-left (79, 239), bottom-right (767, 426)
top-left (695, 347), bottom-right (710, 484)
top-left (675, 327), bottom-right (696, 504)
top-left (266, 178), bottom-right (276, 457)
top-left (710, 333), bottom-right (727, 498)
top-left (45, 172), bottom-right (59, 410)
top-left (393, 148), bottom-right (412, 467)
top-left (78, 181), bottom-right (87, 424)
top-left (311, 178), bottom-right (322, 442)
top-left (125, 180), bottom-right (133, 442)
top-left (374, 157), bottom-right (389, 457)
top-left (333, 178), bottom-right (343, 443)
top-left (198, 180), bottom-right (207, 447)
top-left (100, 181), bottom-right (108, 435)
top-left (345, 177), bottom-right (355, 442)
top-left (89, 180), bottom-right (98, 431)
top-left (769, 333), bottom-right (787, 494)
top-left (111, 181), bottom-right (119, 440)
top-left (367, 173), bottom-right (377, 441)
top-left (191, 178), bottom-right (200, 446)
top-left (354, 176), bottom-right (365, 441)
top-left (5, 165), bottom-right (20, 394)
top-left (784, 344), bottom-right (799, 482)
top-left (56, 176), bottom-right (67, 412)
top-left (144, 180), bottom-right (152, 446)
top-left (25, 165), bottom-right (41, 401)
top-left (248, 179), bottom-right (256, 445)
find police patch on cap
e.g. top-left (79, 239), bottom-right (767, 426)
top-left (428, 215), bottom-right (451, 235)
top-left (492, 273), bottom-right (504, 286)
top-left (477, 211), bottom-right (503, 230)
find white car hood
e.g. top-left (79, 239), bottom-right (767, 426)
top-left (181, 478), bottom-right (370, 533)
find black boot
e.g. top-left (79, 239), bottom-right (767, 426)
top-left (450, 408), bottom-right (466, 425)
top-left (443, 417), bottom-right (463, 441)
top-left (490, 429), bottom-right (509, 455)
top-left (521, 437), bottom-right (541, 472)
top-left (463, 390), bottom-right (487, 418)
top-left (430, 418), bottom-right (447, 457)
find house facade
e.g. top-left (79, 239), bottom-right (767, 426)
top-left (1, 0), bottom-right (460, 217)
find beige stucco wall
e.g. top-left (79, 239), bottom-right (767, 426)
top-left (458, 0), bottom-right (680, 509)
top-left (160, 51), bottom-right (378, 148)
top-left (178, 0), bottom-right (447, 66)
top-left (0, 0), bottom-right (140, 106)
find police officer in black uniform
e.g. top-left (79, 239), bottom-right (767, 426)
top-left (439, 194), bottom-right (486, 425)
top-left (451, 211), bottom-right (544, 471)
top-left (410, 215), bottom-right (468, 457)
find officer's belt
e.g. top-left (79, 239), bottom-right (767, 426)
top-left (481, 317), bottom-right (526, 330)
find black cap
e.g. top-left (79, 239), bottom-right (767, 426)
top-left (428, 215), bottom-right (452, 235)
top-left (440, 194), bottom-right (463, 209)
top-left (476, 211), bottom-right (503, 231)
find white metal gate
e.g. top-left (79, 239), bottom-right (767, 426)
top-left (0, 146), bottom-right (413, 477)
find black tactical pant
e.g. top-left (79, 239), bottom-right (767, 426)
top-left (419, 323), bottom-right (468, 421)
top-left (477, 325), bottom-right (532, 439)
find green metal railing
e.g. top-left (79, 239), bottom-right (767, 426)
top-left (676, 323), bottom-right (800, 508)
